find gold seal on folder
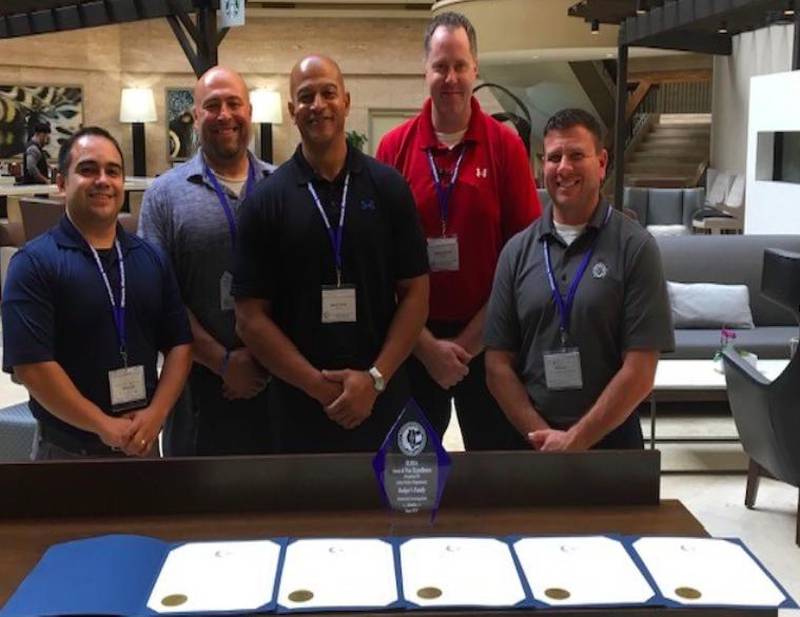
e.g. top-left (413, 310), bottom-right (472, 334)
top-left (675, 586), bottom-right (702, 600)
top-left (288, 589), bottom-right (314, 603)
top-left (161, 594), bottom-right (188, 607)
top-left (417, 586), bottom-right (443, 599)
top-left (544, 587), bottom-right (571, 600)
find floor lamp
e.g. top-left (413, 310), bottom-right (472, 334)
top-left (251, 89), bottom-right (283, 164)
top-left (120, 88), bottom-right (157, 178)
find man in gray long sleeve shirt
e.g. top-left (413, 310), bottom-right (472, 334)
top-left (22, 122), bottom-right (51, 185)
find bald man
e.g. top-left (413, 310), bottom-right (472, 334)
top-left (233, 56), bottom-right (430, 453)
top-left (139, 66), bottom-right (275, 456)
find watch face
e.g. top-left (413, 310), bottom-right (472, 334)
top-left (370, 368), bottom-right (385, 392)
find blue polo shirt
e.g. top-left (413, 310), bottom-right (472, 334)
top-left (2, 216), bottom-right (192, 450)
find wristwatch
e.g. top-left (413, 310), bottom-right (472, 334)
top-left (368, 366), bottom-right (386, 392)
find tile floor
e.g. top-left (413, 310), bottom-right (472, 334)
top-left (0, 368), bottom-right (798, 612)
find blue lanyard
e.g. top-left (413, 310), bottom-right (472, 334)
top-left (308, 173), bottom-right (351, 287)
top-left (543, 206), bottom-right (612, 345)
top-left (89, 240), bottom-right (128, 365)
top-left (204, 160), bottom-right (258, 249)
top-left (426, 145), bottom-right (467, 236)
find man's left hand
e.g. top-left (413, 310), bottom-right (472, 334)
top-left (321, 369), bottom-right (378, 430)
top-left (124, 407), bottom-right (166, 457)
top-left (528, 428), bottom-right (581, 451)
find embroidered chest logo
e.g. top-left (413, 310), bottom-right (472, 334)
top-left (475, 167), bottom-right (488, 178)
top-left (592, 262), bottom-right (609, 279)
top-left (360, 199), bottom-right (376, 211)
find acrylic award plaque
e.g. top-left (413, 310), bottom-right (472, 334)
top-left (372, 399), bottom-right (451, 517)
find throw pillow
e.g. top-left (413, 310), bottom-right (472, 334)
top-left (667, 281), bottom-right (755, 329)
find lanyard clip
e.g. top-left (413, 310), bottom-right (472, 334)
top-left (120, 348), bottom-right (128, 368)
top-left (336, 268), bottom-right (342, 288)
top-left (560, 330), bottom-right (568, 349)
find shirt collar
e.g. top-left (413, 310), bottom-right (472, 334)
top-left (52, 214), bottom-right (139, 255)
top-left (186, 150), bottom-right (274, 190)
top-left (419, 96), bottom-right (486, 151)
top-left (539, 197), bottom-right (611, 243)
top-left (291, 143), bottom-right (364, 186)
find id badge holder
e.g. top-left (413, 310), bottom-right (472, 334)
top-left (108, 364), bottom-right (147, 414)
top-left (427, 235), bottom-right (459, 272)
top-left (321, 285), bottom-right (357, 323)
top-left (543, 347), bottom-right (583, 390)
top-left (220, 271), bottom-right (235, 311)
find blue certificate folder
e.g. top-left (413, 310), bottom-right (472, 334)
top-left (0, 534), bottom-right (286, 617)
top-left (1, 534), bottom-right (795, 616)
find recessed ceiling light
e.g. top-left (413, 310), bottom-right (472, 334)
top-left (591, 19), bottom-right (600, 34)
top-left (718, 21), bottom-right (728, 34)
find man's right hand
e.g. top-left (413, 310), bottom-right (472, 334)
top-left (96, 415), bottom-right (135, 450)
top-left (418, 338), bottom-right (472, 389)
top-left (222, 348), bottom-right (270, 400)
top-left (308, 371), bottom-right (344, 407)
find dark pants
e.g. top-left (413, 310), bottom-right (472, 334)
top-left (407, 322), bottom-right (528, 451)
top-left (269, 369), bottom-right (409, 454)
top-left (163, 364), bottom-right (272, 457)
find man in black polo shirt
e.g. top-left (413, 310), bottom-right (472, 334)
top-left (484, 108), bottom-right (673, 450)
top-left (22, 122), bottom-right (51, 185)
top-left (2, 127), bottom-right (193, 459)
top-left (233, 55), bottom-right (429, 453)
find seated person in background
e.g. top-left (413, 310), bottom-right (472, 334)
top-left (2, 127), bottom-right (193, 459)
top-left (484, 108), bottom-right (674, 450)
top-left (233, 55), bottom-right (429, 453)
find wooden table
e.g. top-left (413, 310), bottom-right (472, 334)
top-left (0, 451), bottom-right (778, 616)
top-left (648, 359), bottom-right (788, 449)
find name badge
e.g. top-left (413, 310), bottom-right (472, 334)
top-left (321, 285), bottom-right (357, 323)
top-left (108, 365), bottom-right (147, 414)
top-left (427, 236), bottom-right (459, 272)
top-left (543, 348), bottom-right (583, 390)
top-left (220, 270), bottom-right (234, 311)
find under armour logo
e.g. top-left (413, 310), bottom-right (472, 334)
top-left (361, 199), bottom-right (376, 211)
top-left (475, 168), bottom-right (488, 178)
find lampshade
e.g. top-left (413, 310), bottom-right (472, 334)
top-left (119, 88), bottom-right (157, 123)
top-left (251, 89), bottom-right (283, 124)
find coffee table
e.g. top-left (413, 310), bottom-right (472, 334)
top-left (648, 358), bottom-right (788, 449)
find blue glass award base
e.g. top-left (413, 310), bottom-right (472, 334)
top-left (372, 399), bottom-right (451, 521)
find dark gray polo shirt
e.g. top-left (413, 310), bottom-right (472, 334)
top-left (484, 199), bottom-right (674, 426)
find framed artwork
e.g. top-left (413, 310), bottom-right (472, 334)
top-left (0, 85), bottom-right (83, 159)
top-left (166, 88), bottom-right (195, 162)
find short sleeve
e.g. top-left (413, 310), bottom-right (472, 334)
top-left (383, 168), bottom-right (428, 281)
top-left (1, 250), bottom-right (56, 371)
top-left (622, 235), bottom-right (675, 353)
top-left (153, 245), bottom-right (193, 351)
top-left (484, 236), bottom-right (522, 351)
top-left (232, 185), bottom-right (275, 299)
top-left (499, 131), bottom-right (541, 242)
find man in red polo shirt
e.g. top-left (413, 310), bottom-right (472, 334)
top-left (376, 11), bottom-right (541, 450)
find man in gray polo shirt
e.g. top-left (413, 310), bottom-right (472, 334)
top-left (139, 66), bottom-right (275, 455)
top-left (484, 108), bottom-right (673, 450)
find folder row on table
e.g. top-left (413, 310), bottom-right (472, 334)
top-left (1, 534), bottom-right (794, 616)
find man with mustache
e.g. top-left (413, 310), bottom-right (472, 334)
top-left (139, 66), bottom-right (275, 456)
top-left (233, 55), bottom-right (429, 453)
top-left (484, 108), bottom-right (673, 450)
top-left (2, 127), bottom-right (193, 459)
top-left (377, 11), bottom-right (541, 450)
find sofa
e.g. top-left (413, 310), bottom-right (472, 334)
top-left (655, 234), bottom-right (800, 359)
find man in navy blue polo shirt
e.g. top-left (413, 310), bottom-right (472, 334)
top-left (2, 127), bottom-right (193, 459)
top-left (233, 56), bottom-right (429, 453)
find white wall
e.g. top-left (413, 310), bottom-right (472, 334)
top-left (745, 71), bottom-right (800, 234)
top-left (711, 25), bottom-right (793, 175)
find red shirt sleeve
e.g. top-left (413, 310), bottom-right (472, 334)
top-left (499, 131), bottom-right (542, 242)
